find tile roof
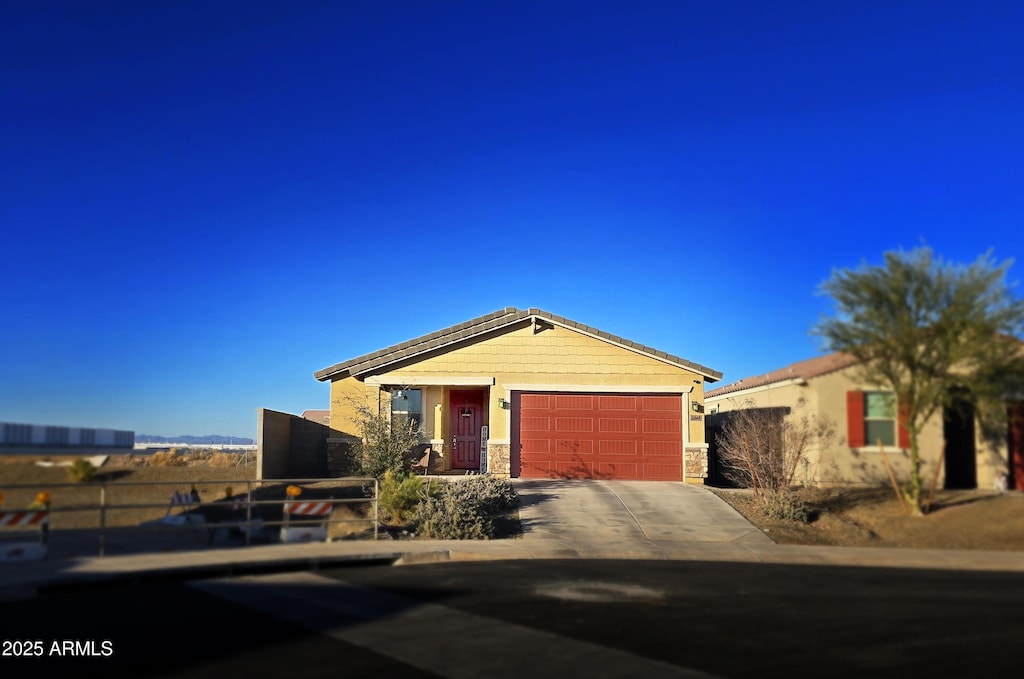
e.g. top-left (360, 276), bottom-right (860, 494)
top-left (301, 410), bottom-right (330, 425)
top-left (313, 307), bottom-right (723, 382)
top-left (705, 352), bottom-right (860, 399)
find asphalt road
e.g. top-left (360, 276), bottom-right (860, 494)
top-left (2, 559), bottom-right (1022, 678)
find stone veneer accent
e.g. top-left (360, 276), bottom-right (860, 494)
top-left (684, 445), bottom-right (709, 483)
top-left (487, 442), bottom-right (511, 477)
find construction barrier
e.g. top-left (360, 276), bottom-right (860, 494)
top-left (280, 500), bottom-right (333, 543)
top-left (0, 509), bottom-right (49, 562)
top-left (162, 488), bottom-right (202, 527)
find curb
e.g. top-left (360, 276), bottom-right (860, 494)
top-left (2, 551), bottom-right (410, 601)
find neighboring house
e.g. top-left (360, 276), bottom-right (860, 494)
top-left (301, 410), bottom-right (331, 427)
top-left (313, 307), bottom-right (722, 482)
top-left (704, 352), bottom-right (1024, 491)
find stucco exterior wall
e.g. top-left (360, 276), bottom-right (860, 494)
top-left (814, 370), bottom-right (944, 487)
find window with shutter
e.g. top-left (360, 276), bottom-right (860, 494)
top-left (847, 390), bottom-right (905, 448)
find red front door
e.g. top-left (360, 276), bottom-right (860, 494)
top-left (1010, 403), bottom-right (1024, 490)
top-left (450, 389), bottom-right (486, 469)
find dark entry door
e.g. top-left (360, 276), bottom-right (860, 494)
top-left (1009, 403), bottom-right (1024, 490)
top-left (450, 389), bottom-right (485, 469)
top-left (943, 392), bottom-right (977, 489)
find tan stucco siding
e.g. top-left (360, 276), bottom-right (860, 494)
top-left (329, 377), bottom-right (382, 438)
top-left (813, 370), bottom-right (944, 487)
top-left (383, 324), bottom-right (692, 377)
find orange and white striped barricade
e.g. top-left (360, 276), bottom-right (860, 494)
top-left (280, 499), bottom-right (333, 543)
top-left (162, 489), bottom-right (205, 527)
top-left (0, 509), bottom-right (49, 561)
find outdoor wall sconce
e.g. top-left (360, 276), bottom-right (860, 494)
top-left (691, 402), bottom-right (705, 414)
top-left (498, 397), bottom-right (509, 409)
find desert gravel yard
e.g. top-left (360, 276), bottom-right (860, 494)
top-left (711, 485), bottom-right (1024, 551)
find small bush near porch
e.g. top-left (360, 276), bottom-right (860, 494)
top-left (378, 472), bottom-right (521, 539)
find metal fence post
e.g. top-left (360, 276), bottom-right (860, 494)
top-left (99, 482), bottom-right (107, 557)
top-left (244, 480), bottom-right (253, 546)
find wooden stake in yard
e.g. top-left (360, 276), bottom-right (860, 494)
top-left (878, 438), bottom-right (911, 514)
top-left (924, 442), bottom-right (946, 515)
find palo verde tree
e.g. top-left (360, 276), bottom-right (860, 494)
top-left (814, 245), bottom-right (1024, 515)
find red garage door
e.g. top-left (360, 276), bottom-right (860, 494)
top-left (515, 392), bottom-right (684, 480)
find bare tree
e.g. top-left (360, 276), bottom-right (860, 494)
top-left (716, 397), bottom-right (835, 518)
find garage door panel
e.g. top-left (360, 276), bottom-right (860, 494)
top-left (555, 417), bottom-right (594, 432)
top-left (643, 419), bottom-right (680, 434)
top-left (521, 394), bottom-right (551, 409)
top-left (518, 391), bottom-right (683, 480)
top-left (556, 461), bottom-right (594, 479)
top-left (521, 438), bottom-right (550, 454)
top-left (599, 417), bottom-right (638, 433)
top-left (599, 439), bottom-right (637, 455)
top-left (597, 463), bottom-right (638, 478)
top-left (643, 440), bottom-right (681, 456)
top-left (556, 439), bottom-right (593, 455)
top-left (523, 459), bottom-right (554, 476)
top-left (641, 463), bottom-right (683, 481)
top-left (555, 395), bottom-right (594, 410)
top-left (599, 395), bottom-right (638, 410)
top-left (642, 396), bottom-right (681, 411)
top-left (521, 416), bottom-right (551, 432)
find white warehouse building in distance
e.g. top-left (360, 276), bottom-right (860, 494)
top-left (1, 422), bottom-right (134, 452)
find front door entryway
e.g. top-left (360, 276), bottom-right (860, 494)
top-left (943, 389), bottom-right (977, 489)
top-left (450, 389), bottom-right (486, 470)
top-left (1009, 403), bottom-right (1024, 490)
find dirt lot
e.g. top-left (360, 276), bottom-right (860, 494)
top-left (710, 485), bottom-right (1024, 551)
top-left (0, 453), bottom-right (375, 538)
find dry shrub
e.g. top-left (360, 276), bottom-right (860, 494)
top-left (148, 450), bottom-right (188, 467)
top-left (207, 452), bottom-right (242, 467)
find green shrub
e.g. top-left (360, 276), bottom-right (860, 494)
top-left (65, 458), bottom-right (97, 483)
top-left (414, 475), bottom-right (519, 539)
top-left (378, 470), bottom-right (432, 524)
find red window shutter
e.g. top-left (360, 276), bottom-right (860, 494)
top-left (897, 398), bottom-right (911, 449)
top-left (846, 391), bottom-right (865, 448)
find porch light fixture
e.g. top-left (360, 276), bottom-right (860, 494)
top-left (498, 397), bottom-right (508, 409)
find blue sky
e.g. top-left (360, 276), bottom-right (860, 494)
top-left (2, 1), bottom-right (1022, 439)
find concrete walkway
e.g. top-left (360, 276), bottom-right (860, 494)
top-left (3, 480), bottom-right (1024, 601)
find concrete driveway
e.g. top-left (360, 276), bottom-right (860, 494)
top-left (512, 479), bottom-right (773, 559)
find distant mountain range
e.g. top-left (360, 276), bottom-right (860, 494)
top-left (135, 434), bottom-right (255, 445)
